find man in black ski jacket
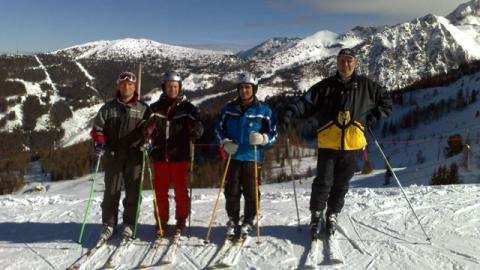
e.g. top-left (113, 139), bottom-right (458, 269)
top-left (91, 71), bottom-right (150, 242)
top-left (281, 48), bottom-right (392, 239)
top-left (146, 71), bottom-right (203, 236)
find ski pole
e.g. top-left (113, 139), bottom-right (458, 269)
top-left (144, 147), bottom-right (163, 238)
top-left (204, 155), bottom-right (232, 244)
top-left (133, 145), bottom-right (147, 239)
top-left (77, 154), bottom-right (102, 244)
top-left (188, 141), bottom-right (195, 238)
top-left (136, 64), bottom-right (142, 96)
top-left (368, 127), bottom-right (431, 242)
top-left (254, 145), bottom-right (261, 244)
top-left (286, 137), bottom-right (301, 231)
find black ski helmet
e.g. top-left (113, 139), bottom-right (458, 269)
top-left (161, 71), bottom-right (182, 92)
top-left (236, 72), bottom-right (258, 94)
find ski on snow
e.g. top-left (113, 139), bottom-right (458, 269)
top-left (304, 238), bottom-right (321, 269)
top-left (102, 238), bottom-right (134, 269)
top-left (209, 236), bottom-right (251, 269)
top-left (206, 239), bottom-right (234, 269)
top-left (137, 238), bottom-right (166, 268)
top-left (158, 231), bottom-right (182, 265)
top-left (327, 233), bottom-right (344, 264)
top-left (66, 239), bottom-right (108, 270)
top-left (304, 233), bottom-right (344, 269)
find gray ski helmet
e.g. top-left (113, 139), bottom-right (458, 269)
top-left (161, 71), bottom-right (182, 91)
top-left (236, 72), bottom-right (258, 94)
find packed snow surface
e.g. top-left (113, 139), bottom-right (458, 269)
top-left (1, 168), bottom-right (479, 269)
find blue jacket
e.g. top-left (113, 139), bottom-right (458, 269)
top-left (215, 98), bottom-right (278, 162)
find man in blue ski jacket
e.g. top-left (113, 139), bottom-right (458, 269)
top-left (215, 72), bottom-right (278, 239)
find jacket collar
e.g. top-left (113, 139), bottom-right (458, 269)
top-left (335, 70), bottom-right (357, 82)
top-left (335, 71), bottom-right (358, 89)
top-left (159, 93), bottom-right (186, 104)
top-left (232, 96), bottom-right (259, 112)
top-left (116, 91), bottom-right (139, 106)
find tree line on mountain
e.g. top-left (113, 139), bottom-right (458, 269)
top-left (0, 129), bottom-right (29, 195)
top-left (382, 88), bottom-right (478, 137)
top-left (431, 162), bottom-right (460, 185)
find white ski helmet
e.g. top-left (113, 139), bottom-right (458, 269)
top-left (161, 71), bottom-right (182, 91)
top-left (116, 71), bottom-right (137, 85)
top-left (236, 72), bottom-right (258, 94)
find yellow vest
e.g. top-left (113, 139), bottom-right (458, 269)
top-left (316, 111), bottom-right (367, 150)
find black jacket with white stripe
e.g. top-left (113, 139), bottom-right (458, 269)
top-left (149, 94), bottom-right (203, 162)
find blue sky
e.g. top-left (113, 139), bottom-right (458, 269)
top-left (0, 0), bottom-right (466, 53)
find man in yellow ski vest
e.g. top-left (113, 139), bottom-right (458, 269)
top-left (281, 48), bottom-right (392, 239)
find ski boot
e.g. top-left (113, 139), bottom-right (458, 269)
top-left (239, 223), bottom-right (252, 242)
top-left (175, 218), bottom-right (186, 233)
top-left (326, 212), bottom-right (338, 237)
top-left (173, 228), bottom-right (182, 240)
top-left (97, 225), bottom-right (114, 247)
top-left (121, 224), bottom-right (134, 243)
top-left (225, 220), bottom-right (238, 241)
top-left (310, 211), bottom-right (324, 240)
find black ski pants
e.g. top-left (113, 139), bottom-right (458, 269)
top-left (224, 159), bottom-right (261, 226)
top-left (310, 149), bottom-right (358, 214)
top-left (101, 149), bottom-right (143, 227)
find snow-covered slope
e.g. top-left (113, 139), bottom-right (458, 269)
top-left (447, 0), bottom-right (480, 23)
top-left (353, 14), bottom-right (475, 90)
top-left (245, 1), bottom-right (480, 90)
top-left (252, 30), bottom-right (342, 75)
top-left (261, 13), bottom-right (480, 90)
top-left (1, 166), bottom-right (479, 269)
top-left (356, 68), bottom-right (480, 194)
top-left (53, 38), bottom-right (232, 61)
top-left (236, 37), bottom-right (301, 60)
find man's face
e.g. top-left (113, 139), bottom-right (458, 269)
top-left (164, 81), bottom-right (180, 98)
top-left (238, 83), bottom-right (254, 101)
top-left (117, 81), bottom-right (136, 99)
top-left (337, 55), bottom-right (357, 79)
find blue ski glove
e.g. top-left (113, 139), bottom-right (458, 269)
top-left (143, 139), bottom-right (153, 154)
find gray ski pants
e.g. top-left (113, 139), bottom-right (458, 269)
top-left (101, 149), bottom-right (143, 227)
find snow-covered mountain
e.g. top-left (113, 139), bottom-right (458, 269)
top-left (253, 11), bottom-right (480, 90)
top-left (352, 14), bottom-right (476, 90)
top-left (49, 1), bottom-right (480, 92)
top-left (236, 37), bottom-right (301, 60)
top-left (53, 38), bottom-right (232, 61)
top-left (1, 0), bottom-right (480, 150)
top-left (447, 0), bottom-right (480, 23)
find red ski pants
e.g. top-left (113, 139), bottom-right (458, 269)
top-left (153, 161), bottom-right (190, 224)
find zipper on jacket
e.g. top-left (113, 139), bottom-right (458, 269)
top-left (341, 111), bottom-right (347, 151)
top-left (165, 120), bottom-right (170, 162)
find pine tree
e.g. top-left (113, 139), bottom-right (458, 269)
top-left (448, 162), bottom-right (460, 184)
top-left (470, 90), bottom-right (477, 104)
top-left (456, 89), bottom-right (467, 110)
top-left (416, 150), bottom-right (426, 164)
top-left (446, 134), bottom-right (464, 157)
top-left (431, 169), bottom-right (439, 185)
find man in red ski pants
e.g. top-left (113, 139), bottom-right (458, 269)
top-left (147, 71), bottom-right (203, 237)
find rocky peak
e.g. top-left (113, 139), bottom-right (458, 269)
top-left (447, 0), bottom-right (480, 24)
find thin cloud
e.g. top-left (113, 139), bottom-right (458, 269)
top-left (299, 0), bottom-right (466, 17)
top-left (288, 15), bottom-right (402, 28)
top-left (290, 17), bottom-right (324, 26)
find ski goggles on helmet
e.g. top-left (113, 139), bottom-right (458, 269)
top-left (116, 72), bottom-right (137, 84)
